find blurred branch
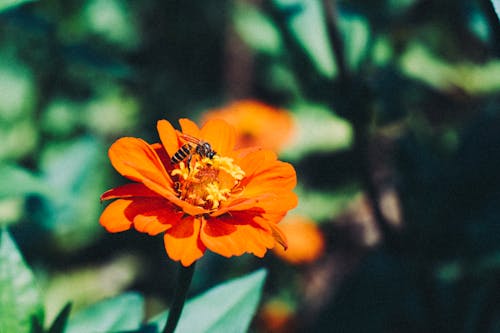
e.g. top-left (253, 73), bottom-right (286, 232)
top-left (322, 4), bottom-right (442, 330)
top-left (322, 0), bottom-right (395, 245)
top-left (223, 1), bottom-right (254, 99)
top-left (322, 0), bottom-right (348, 81)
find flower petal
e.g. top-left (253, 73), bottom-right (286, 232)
top-left (179, 118), bottom-right (201, 138)
top-left (200, 213), bottom-right (275, 258)
top-left (239, 158), bottom-right (297, 196)
top-left (99, 199), bottom-right (134, 232)
top-left (151, 143), bottom-right (172, 168)
top-left (200, 119), bottom-right (236, 156)
top-left (128, 197), bottom-right (183, 235)
top-left (169, 197), bottom-right (210, 216)
top-left (236, 149), bottom-right (278, 176)
top-left (101, 183), bottom-right (160, 201)
top-left (108, 137), bottom-right (175, 197)
top-left (100, 197), bottom-right (182, 236)
top-left (254, 192), bottom-right (298, 215)
top-left (211, 197), bottom-right (260, 217)
top-left (164, 217), bottom-right (206, 266)
top-left (157, 120), bottom-right (180, 158)
top-left (267, 222), bottom-right (288, 250)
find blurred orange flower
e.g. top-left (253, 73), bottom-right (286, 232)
top-left (273, 215), bottom-right (325, 265)
top-left (258, 298), bottom-right (296, 333)
top-left (99, 118), bottom-right (297, 266)
top-left (202, 100), bottom-right (295, 152)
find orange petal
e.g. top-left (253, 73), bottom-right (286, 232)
top-left (227, 146), bottom-right (261, 160)
top-left (157, 120), bottom-right (180, 158)
top-left (168, 196), bottom-right (210, 216)
top-left (101, 183), bottom-right (160, 201)
top-left (211, 197), bottom-right (260, 217)
top-left (202, 100), bottom-right (295, 152)
top-left (151, 144), bottom-right (172, 171)
top-left (179, 118), bottom-right (201, 138)
top-left (240, 159), bottom-right (297, 196)
top-left (127, 197), bottom-right (183, 235)
top-left (164, 217), bottom-right (206, 266)
top-left (250, 192), bottom-right (298, 216)
top-left (200, 213), bottom-right (275, 258)
top-left (237, 149), bottom-right (277, 176)
top-left (99, 199), bottom-right (134, 232)
top-left (227, 157), bottom-right (297, 216)
top-left (200, 119), bottom-right (236, 156)
top-left (268, 223), bottom-right (288, 250)
top-left (108, 138), bottom-right (175, 197)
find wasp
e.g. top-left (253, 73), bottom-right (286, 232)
top-left (170, 134), bottom-right (216, 165)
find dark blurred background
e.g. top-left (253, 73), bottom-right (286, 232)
top-left (1, 0), bottom-right (500, 332)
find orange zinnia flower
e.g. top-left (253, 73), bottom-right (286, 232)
top-left (99, 118), bottom-right (297, 266)
top-left (202, 100), bottom-right (295, 152)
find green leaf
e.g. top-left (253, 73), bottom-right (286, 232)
top-left (280, 102), bottom-right (353, 161)
top-left (65, 292), bottom-right (144, 333)
top-left (0, 228), bottom-right (42, 333)
top-left (0, 0), bottom-right (34, 12)
top-left (400, 43), bottom-right (500, 95)
top-left (0, 164), bottom-right (47, 198)
top-left (47, 303), bottom-right (72, 333)
top-left (36, 137), bottom-right (107, 249)
top-left (492, 0), bottom-right (500, 21)
top-left (30, 316), bottom-right (44, 333)
top-left (273, 0), bottom-right (336, 78)
top-left (150, 269), bottom-right (268, 333)
top-left (293, 184), bottom-right (361, 222)
top-left (339, 13), bottom-right (370, 70)
top-left (233, 2), bottom-right (283, 56)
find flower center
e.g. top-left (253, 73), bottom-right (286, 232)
top-left (171, 154), bottom-right (245, 211)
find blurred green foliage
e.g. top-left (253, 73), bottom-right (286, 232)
top-left (0, 0), bottom-right (499, 332)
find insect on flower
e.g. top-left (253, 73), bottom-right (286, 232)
top-left (99, 118), bottom-right (298, 266)
top-left (170, 134), bottom-right (216, 166)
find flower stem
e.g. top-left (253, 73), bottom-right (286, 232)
top-left (162, 263), bottom-right (196, 333)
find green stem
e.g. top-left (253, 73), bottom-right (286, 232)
top-left (162, 263), bottom-right (196, 333)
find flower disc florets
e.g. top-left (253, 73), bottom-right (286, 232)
top-left (171, 155), bottom-right (245, 211)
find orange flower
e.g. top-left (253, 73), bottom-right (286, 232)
top-left (99, 118), bottom-right (297, 266)
top-left (202, 100), bottom-right (295, 152)
top-left (258, 298), bottom-right (296, 333)
top-left (272, 215), bottom-right (324, 265)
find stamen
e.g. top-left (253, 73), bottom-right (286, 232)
top-left (170, 151), bottom-right (246, 211)
top-left (171, 161), bottom-right (190, 179)
top-left (205, 182), bottom-right (231, 209)
top-left (203, 155), bottom-right (245, 180)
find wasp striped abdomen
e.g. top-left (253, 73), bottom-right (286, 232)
top-left (170, 134), bottom-right (217, 166)
top-left (170, 144), bottom-right (193, 164)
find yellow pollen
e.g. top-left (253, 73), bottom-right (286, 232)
top-left (205, 182), bottom-right (231, 209)
top-left (202, 155), bottom-right (245, 180)
top-left (170, 153), bottom-right (246, 211)
top-left (171, 161), bottom-right (190, 179)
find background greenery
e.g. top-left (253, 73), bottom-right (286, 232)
top-left (1, 0), bottom-right (500, 332)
